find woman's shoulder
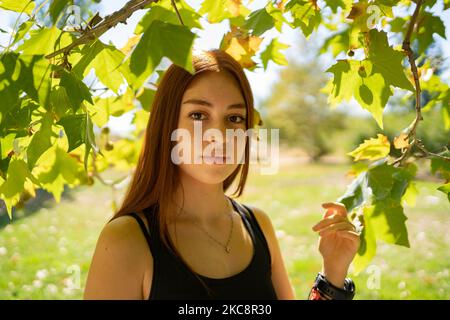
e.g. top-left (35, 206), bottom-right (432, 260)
top-left (241, 204), bottom-right (273, 231)
top-left (99, 212), bottom-right (152, 255)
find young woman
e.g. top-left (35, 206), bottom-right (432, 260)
top-left (83, 49), bottom-right (360, 300)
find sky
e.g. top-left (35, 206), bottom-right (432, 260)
top-left (1, 0), bottom-right (449, 134)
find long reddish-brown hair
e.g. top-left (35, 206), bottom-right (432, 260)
top-left (111, 49), bottom-right (255, 295)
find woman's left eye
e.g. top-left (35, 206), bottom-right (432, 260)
top-left (229, 115), bottom-right (246, 123)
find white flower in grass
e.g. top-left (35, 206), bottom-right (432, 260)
top-left (33, 280), bottom-right (43, 288)
top-left (0, 247), bottom-right (7, 256)
top-left (46, 284), bottom-right (58, 294)
top-left (36, 269), bottom-right (49, 280)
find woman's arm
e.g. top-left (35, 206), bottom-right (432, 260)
top-left (251, 207), bottom-right (297, 300)
top-left (84, 216), bottom-right (151, 299)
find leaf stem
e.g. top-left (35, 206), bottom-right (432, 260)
top-left (171, 0), bottom-right (185, 26)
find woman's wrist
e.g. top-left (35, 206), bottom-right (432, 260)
top-left (309, 272), bottom-right (356, 300)
top-left (321, 260), bottom-right (350, 289)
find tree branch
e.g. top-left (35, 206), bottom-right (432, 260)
top-left (392, 0), bottom-right (449, 166)
top-left (45, 0), bottom-right (158, 59)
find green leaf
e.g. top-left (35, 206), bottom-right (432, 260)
top-left (0, 133), bottom-right (15, 159)
top-left (367, 29), bottom-right (414, 92)
top-left (0, 0), bottom-right (35, 15)
top-left (59, 70), bottom-right (93, 112)
top-left (50, 0), bottom-right (70, 23)
top-left (352, 206), bottom-right (376, 274)
top-left (129, 20), bottom-right (195, 87)
top-left (0, 53), bottom-right (22, 116)
top-left (325, 59), bottom-right (390, 128)
top-left (337, 170), bottom-right (371, 212)
top-left (365, 200), bottom-right (410, 247)
top-left (137, 87), bottom-right (156, 112)
top-left (347, 133), bottom-right (390, 161)
top-left (286, 0), bottom-right (321, 38)
top-left (135, 3), bottom-right (202, 34)
top-left (199, 0), bottom-right (232, 23)
top-left (26, 112), bottom-right (53, 169)
top-left (50, 86), bottom-right (71, 118)
top-left (75, 41), bottom-right (126, 93)
top-left (320, 29), bottom-right (351, 57)
top-left (325, 30), bottom-right (415, 128)
top-left (260, 38), bottom-right (289, 71)
top-left (430, 150), bottom-right (450, 180)
top-left (243, 8), bottom-right (275, 36)
top-left (323, 0), bottom-right (352, 13)
top-left (0, 158), bottom-right (40, 218)
top-left (12, 20), bottom-right (34, 45)
top-left (37, 145), bottom-right (82, 202)
top-left (19, 27), bottom-right (62, 55)
top-left (437, 183), bottom-right (450, 202)
top-left (414, 12), bottom-right (446, 53)
top-left (56, 114), bottom-right (90, 152)
top-left (20, 55), bottom-right (53, 108)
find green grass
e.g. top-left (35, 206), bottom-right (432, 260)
top-left (0, 161), bottom-right (449, 299)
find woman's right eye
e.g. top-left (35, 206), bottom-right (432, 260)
top-left (188, 112), bottom-right (207, 121)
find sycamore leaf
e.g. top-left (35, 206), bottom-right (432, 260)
top-left (326, 59), bottom-right (391, 129)
top-left (285, 0), bottom-right (321, 38)
top-left (59, 70), bottom-right (93, 112)
top-left (365, 200), bottom-right (410, 247)
top-left (367, 29), bottom-right (414, 92)
top-left (199, 0), bottom-right (242, 23)
top-left (243, 7), bottom-right (275, 36)
top-left (347, 133), bottom-right (390, 161)
top-left (136, 87), bottom-right (156, 112)
top-left (393, 132), bottom-right (409, 149)
top-left (260, 38), bottom-right (289, 71)
top-left (352, 206), bottom-right (376, 274)
top-left (0, 0), bottom-right (35, 15)
top-left (19, 27), bottom-right (62, 55)
top-left (50, 0), bottom-right (70, 23)
top-left (437, 183), bottom-right (450, 202)
top-left (37, 145), bottom-right (82, 202)
top-left (129, 20), bottom-right (195, 88)
top-left (0, 158), bottom-right (40, 218)
top-left (220, 25), bottom-right (262, 70)
top-left (253, 108), bottom-right (263, 127)
top-left (27, 112), bottom-right (54, 169)
top-left (135, 3), bottom-right (202, 34)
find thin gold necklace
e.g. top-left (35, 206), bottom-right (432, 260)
top-left (177, 198), bottom-right (234, 254)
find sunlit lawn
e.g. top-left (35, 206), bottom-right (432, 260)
top-left (0, 159), bottom-right (449, 299)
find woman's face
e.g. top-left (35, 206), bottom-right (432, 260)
top-left (173, 70), bottom-right (248, 185)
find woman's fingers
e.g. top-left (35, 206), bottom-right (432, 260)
top-left (312, 215), bottom-right (347, 231)
top-left (317, 221), bottom-right (355, 237)
top-left (336, 230), bottom-right (361, 242)
top-left (321, 202), bottom-right (347, 218)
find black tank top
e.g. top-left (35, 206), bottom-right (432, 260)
top-left (127, 197), bottom-right (278, 300)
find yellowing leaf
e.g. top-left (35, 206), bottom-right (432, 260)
top-left (347, 133), bottom-right (390, 161)
top-left (220, 26), bottom-right (262, 69)
top-left (253, 108), bottom-right (263, 127)
top-left (393, 132), bottom-right (409, 149)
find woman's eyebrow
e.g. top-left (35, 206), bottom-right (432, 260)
top-left (182, 98), bottom-right (246, 110)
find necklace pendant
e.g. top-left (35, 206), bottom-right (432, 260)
top-left (225, 246), bottom-right (231, 253)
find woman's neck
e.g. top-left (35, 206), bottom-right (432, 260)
top-left (168, 172), bottom-right (232, 225)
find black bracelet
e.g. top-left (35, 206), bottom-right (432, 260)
top-left (312, 272), bottom-right (355, 300)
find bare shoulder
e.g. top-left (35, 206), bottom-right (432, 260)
top-left (84, 213), bottom-right (151, 299)
top-left (245, 205), bottom-right (274, 233)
